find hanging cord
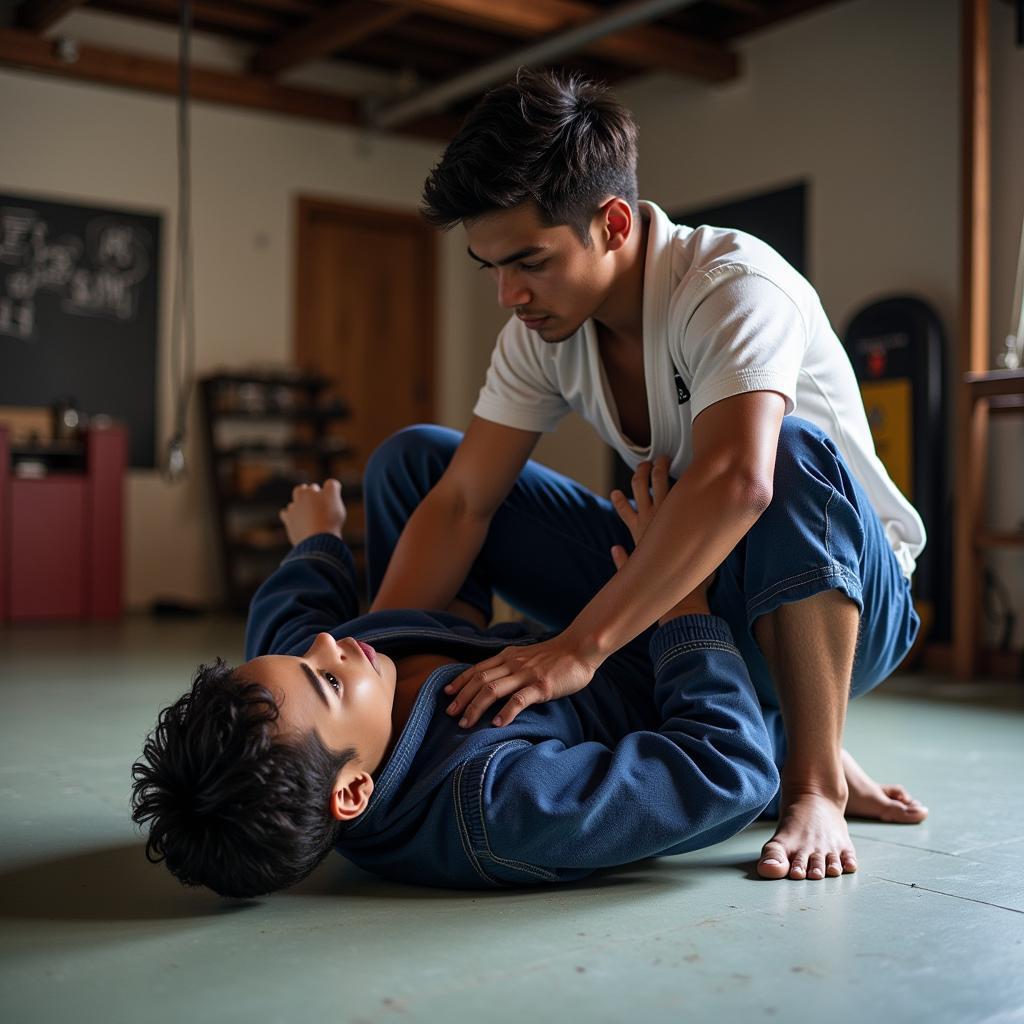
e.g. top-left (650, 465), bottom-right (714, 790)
top-left (164, 0), bottom-right (196, 482)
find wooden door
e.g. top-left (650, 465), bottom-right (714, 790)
top-left (294, 197), bottom-right (437, 549)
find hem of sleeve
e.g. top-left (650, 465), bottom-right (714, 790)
top-left (649, 614), bottom-right (738, 662)
top-left (285, 533), bottom-right (355, 574)
top-left (472, 399), bottom-right (564, 434)
top-left (689, 372), bottom-right (797, 420)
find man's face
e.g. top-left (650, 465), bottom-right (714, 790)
top-left (240, 633), bottom-right (398, 772)
top-left (465, 202), bottom-right (614, 343)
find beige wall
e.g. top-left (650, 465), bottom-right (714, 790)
top-left (1, 0), bottom-right (1021, 631)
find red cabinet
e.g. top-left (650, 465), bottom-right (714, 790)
top-left (0, 425), bottom-right (127, 622)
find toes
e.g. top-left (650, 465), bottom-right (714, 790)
top-left (758, 841), bottom-right (790, 879)
top-left (840, 848), bottom-right (858, 874)
top-left (825, 853), bottom-right (843, 877)
top-left (788, 851), bottom-right (808, 880)
top-left (806, 853), bottom-right (826, 880)
top-left (883, 784), bottom-right (912, 802)
top-left (880, 794), bottom-right (929, 824)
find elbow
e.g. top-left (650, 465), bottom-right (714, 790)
top-left (726, 469), bottom-right (773, 520)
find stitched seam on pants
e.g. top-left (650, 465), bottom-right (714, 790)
top-left (454, 761), bottom-right (501, 887)
top-left (747, 564), bottom-right (859, 618)
top-left (823, 485), bottom-right (835, 562)
top-left (654, 640), bottom-right (742, 676)
top-left (747, 560), bottom-right (852, 607)
top-left (476, 744), bottom-right (560, 881)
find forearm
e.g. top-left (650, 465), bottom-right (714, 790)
top-left (370, 490), bottom-right (491, 613)
top-left (571, 465), bottom-right (770, 657)
top-left (244, 534), bottom-right (359, 659)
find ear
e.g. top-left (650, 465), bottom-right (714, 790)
top-left (599, 197), bottom-right (634, 253)
top-left (328, 769), bottom-right (374, 822)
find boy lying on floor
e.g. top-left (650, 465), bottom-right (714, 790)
top-left (132, 462), bottom-right (779, 899)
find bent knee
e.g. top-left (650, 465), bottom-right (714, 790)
top-left (364, 424), bottom-right (461, 489)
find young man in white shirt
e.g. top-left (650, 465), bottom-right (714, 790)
top-left (371, 68), bottom-right (928, 882)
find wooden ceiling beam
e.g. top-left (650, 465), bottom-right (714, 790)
top-left (0, 27), bottom-right (457, 140)
top-left (15, 0), bottom-right (87, 33)
top-left (91, 0), bottom-right (287, 35)
top-left (250, 0), bottom-right (410, 76)
top-left (384, 0), bottom-right (738, 81)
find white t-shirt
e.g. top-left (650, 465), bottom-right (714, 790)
top-left (473, 200), bottom-right (926, 577)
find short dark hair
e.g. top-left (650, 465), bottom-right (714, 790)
top-left (421, 67), bottom-right (638, 242)
top-left (131, 658), bottom-right (356, 898)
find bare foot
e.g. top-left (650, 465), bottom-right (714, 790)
top-left (842, 749), bottom-right (928, 823)
top-left (758, 752), bottom-right (929, 881)
top-left (758, 789), bottom-right (857, 881)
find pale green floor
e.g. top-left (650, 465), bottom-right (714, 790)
top-left (1, 615), bottom-right (1023, 1024)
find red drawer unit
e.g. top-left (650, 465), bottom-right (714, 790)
top-left (0, 425), bottom-right (127, 622)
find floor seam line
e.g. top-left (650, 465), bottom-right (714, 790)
top-left (848, 834), bottom-right (962, 857)
top-left (872, 875), bottom-right (1024, 915)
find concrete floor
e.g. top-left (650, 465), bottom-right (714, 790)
top-left (1, 614), bottom-right (1022, 1024)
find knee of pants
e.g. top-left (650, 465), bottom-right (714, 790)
top-left (363, 424), bottom-right (462, 500)
top-left (746, 416), bottom-right (865, 556)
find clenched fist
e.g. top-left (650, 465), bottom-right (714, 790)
top-left (279, 479), bottom-right (347, 546)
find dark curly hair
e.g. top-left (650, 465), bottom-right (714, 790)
top-left (131, 658), bottom-right (356, 898)
top-left (421, 67), bottom-right (638, 243)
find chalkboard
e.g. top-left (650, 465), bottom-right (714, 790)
top-left (0, 193), bottom-right (161, 468)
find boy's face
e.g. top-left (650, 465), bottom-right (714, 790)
top-left (465, 201), bottom-right (618, 343)
top-left (241, 632), bottom-right (399, 784)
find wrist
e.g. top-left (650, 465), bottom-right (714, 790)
top-left (293, 526), bottom-right (343, 545)
top-left (564, 621), bottom-right (616, 666)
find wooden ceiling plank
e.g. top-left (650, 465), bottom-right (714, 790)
top-left (0, 26), bottom-right (458, 139)
top-left (15, 0), bottom-right (87, 33)
top-left (385, 0), bottom-right (737, 81)
top-left (251, 0), bottom-right (410, 76)
top-left (91, 0), bottom-right (287, 36)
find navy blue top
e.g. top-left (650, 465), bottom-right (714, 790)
top-left (244, 534), bottom-right (779, 888)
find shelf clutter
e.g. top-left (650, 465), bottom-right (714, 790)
top-left (200, 368), bottom-right (365, 612)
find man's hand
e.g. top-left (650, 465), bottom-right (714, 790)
top-left (609, 457), bottom-right (714, 622)
top-left (443, 633), bottom-right (604, 729)
top-left (279, 480), bottom-right (347, 546)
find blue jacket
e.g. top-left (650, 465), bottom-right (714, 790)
top-left (245, 534), bottom-right (780, 889)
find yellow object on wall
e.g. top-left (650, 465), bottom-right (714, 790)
top-left (860, 378), bottom-right (913, 498)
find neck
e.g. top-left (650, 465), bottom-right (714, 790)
top-left (594, 212), bottom-right (649, 347)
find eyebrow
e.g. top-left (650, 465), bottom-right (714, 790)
top-left (466, 245), bottom-right (545, 268)
top-left (300, 662), bottom-right (330, 707)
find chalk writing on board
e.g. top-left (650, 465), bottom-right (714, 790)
top-left (0, 206), bottom-right (153, 340)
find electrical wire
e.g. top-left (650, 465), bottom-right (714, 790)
top-left (165, 0), bottom-right (196, 482)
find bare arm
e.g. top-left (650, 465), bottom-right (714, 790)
top-left (567, 390), bottom-right (786, 658)
top-left (446, 390), bottom-right (786, 728)
top-left (369, 416), bottom-right (540, 614)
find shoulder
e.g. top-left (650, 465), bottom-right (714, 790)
top-left (670, 226), bottom-right (811, 316)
